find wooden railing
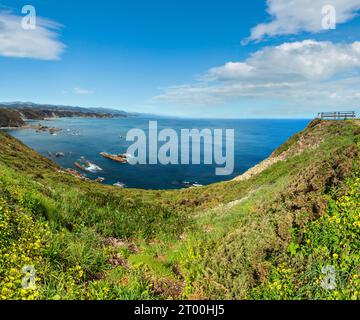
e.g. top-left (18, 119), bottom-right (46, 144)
top-left (317, 111), bottom-right (356, 120)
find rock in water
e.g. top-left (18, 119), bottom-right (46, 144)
top-left (113, 182), bottom-right (126, 188)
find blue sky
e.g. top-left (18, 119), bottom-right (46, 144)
top-left (1, 0), bottom-right (360, 118)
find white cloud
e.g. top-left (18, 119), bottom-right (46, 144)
top-left (72, 87), bottom-right (94, 95)
top-left (208, 40), bottom-right (360, 82)
top-left (247, 0), bottom-right (360, 42)
top-left (0, 11), bottom-right (65, 60)
top-left (154, 40), bottom-right (360, 108)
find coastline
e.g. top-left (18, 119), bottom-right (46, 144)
top-left (1, 116), bottom-right (122, 132)
top-left (0, 125), bottom-right (34, 130)
top-left (0, 106), bottom-right (128, 129)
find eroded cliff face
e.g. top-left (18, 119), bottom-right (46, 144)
top-left (0, 109), bottom-right (25, 127)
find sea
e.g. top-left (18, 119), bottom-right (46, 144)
top-left (5, 116), bottom-right (310, 190)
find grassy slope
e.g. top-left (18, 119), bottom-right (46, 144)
top-left (0, 119), bottom-right (359, 300)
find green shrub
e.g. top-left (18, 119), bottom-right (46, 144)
top-left (250, 176), bottom-right (360, 300)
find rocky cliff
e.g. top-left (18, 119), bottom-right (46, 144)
top-left (0, 109), bottom-right (25, 127)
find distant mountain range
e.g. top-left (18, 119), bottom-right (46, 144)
top-left (0, 102), bottom-right (136, 117)
top-left (0, 102), bottom-right (139, 128)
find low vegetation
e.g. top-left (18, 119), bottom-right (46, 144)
top-left (0, 119), bottom-right (359, 300)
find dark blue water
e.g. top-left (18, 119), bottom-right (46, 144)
top-left (5, 116), bottom-right (310, 189)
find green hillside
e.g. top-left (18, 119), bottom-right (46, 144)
top-left (0, 119), bottom-right (359, 300)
